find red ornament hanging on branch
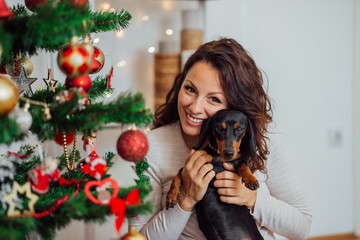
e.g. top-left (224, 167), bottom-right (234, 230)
top-left (57, 36), bottom-right (93, 79)
top-left (0, 0), bottom-right (13, 20)
top-left (116, 130), bottom-right (149, 162)
top-left (65, 75), bottom-right (92, 93)
top-left (54, 129), bottom-right (75, 146)
top-left (24, 0), bottom-right (46, 12)
top-left (89, 46), bottom-right (105, 74)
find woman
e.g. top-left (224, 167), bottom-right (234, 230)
top-left (133, 38), bottom-right (312, 239)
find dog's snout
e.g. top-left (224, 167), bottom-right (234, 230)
top-left (223, 150), bottom-right (234, 158)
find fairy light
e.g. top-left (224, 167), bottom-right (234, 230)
top-left (115, 31), bottom-right (124, 39)
top-left (162, 0), bottom-right (174, 11)
top-left (148, 47), bottom-right (155, 53)
top-left (142, 15), bottom-right (149, 21)
top-left (110, 8), bottom-right (116, 12)
top-left (117, 60), bottom-right (126, 68)
top-left (165, 28), bottom-right (173, 36)
top-left (93, 38), bottom-right (100, 43)
top-left (101, 3), bottom-right (111, 10)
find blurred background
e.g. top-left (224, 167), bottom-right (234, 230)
top-left (4, 0), bottom-right (359, 239)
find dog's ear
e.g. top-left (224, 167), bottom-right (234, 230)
top-left (192, 117), bottom-right (212, 150)
top-left (247, 119), bottom-right (257, 159)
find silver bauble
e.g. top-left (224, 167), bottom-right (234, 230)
top-left (9, 107), bottom-right (33, 133)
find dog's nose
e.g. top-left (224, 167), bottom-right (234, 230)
top-left (223, 150), bottom-right (234, 158)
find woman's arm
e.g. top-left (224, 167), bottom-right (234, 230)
top-left (132, 163), bottom-right (193, 240)
top-left (252, 134), bottom-right (312, 239)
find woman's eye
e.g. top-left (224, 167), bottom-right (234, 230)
top-left (210, 97), bottom-right (221, 103)
top-left (184, 85), bottom-right (195, 93)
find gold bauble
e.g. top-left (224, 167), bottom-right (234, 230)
top-left (120, 226), bottom-right (146, 240)
top-left (5, 57), bottom-right (34, 77)
top-left (0, 76), bottom-right (19, 116)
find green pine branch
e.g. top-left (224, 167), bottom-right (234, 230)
top-left (0, 1), bottom-right (131, 63)
top-left (0, 149), bottom-right (152, 240)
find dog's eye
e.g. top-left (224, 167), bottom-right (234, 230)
top-left (215, 125), bottom-right (225, 133)
top-left (237, 126), bottom-right (244, 132)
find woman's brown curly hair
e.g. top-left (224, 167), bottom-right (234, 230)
top-left (154, 38), bottom-right (272, 173)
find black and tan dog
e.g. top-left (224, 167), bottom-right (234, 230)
top-left (166, 109), bottom-right (263, 240)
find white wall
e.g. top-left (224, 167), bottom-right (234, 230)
top-left (204, 0), bottom-right (355, 237)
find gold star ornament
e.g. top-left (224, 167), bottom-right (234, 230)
top-left (5, 181), bottom-right (39, 217)
top-left (43, 69), bottom-right (58, 92)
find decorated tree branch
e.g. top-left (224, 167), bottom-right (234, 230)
top-left (0, 0), bottom-right (153, 239)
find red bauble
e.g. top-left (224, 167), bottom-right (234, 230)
top-left (116, 130), bottom-right (149, 162)
top-left (54, 130), bottom-right (75, 146)
top-left (0, 0), bottom-right (13, 19)
top-left (61, 0), bottom-right (88, 8)
top-left (89, 46), bottom-right (105, 74)
top-left (25, 0), bottom-right (46, 11)
top-left (65, 75), bottom-right (92, 93)
top-left (57, 38), bottom-right (93, 79)
top-left (0, 65), bottom-right (6, 74)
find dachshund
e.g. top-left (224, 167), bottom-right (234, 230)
top-left (166, 109), bottom-right (263, 240)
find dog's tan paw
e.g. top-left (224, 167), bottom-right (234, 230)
top-left (242, 175), bottom-right (259, 190)
top-left (166, 188), bottom-right (180, 209)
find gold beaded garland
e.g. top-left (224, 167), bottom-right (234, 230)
top-left (62, 131), bottom-right (77, 171)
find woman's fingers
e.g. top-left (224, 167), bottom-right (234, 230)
top-left (185, 150), bottom-right (208, 169)
top-left (216, 170), bottom-right (237, 180)
top-left (214, 179), bottom-right (237, 188)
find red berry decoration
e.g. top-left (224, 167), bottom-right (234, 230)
top-left (89, 46), bottom-right (105, 74)
top-left (117, 130), bottom-right (149, 162)
top-left (65, 75), bottom-right (92, 93)
top-left (54, 130), bottom-right (75, 146)
top-left (57, 37), bottom-right (93, 79)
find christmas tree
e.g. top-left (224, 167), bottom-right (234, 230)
top-left (0, 0), bottom-right (153, 239)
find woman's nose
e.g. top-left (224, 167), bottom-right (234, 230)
top-left (189, 97), bottom-right (204, 114)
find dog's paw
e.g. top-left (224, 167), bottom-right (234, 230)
top-left (242, 175), bottom-right (259, 190)
top-left (166, 188), bottom-right (180, 209)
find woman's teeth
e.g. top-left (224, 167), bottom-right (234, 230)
top-left (187, 114), bottom-right (203, 123)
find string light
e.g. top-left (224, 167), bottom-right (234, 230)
top-left (142, 15), bottom-right (149, 21)
top-left (165, 28), bottom-right (173, 36)
top-left (116, 60), bottom-right (126, 68)
top-left (148, 47), bottom-right (155, 53)
top-left (101, 3), bottom-right (111, 10)
top-left (115, 31), bottom-right (124, 39)
top-left (93, 38), bottom-right (100, 43)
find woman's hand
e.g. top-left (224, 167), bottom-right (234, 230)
top-left (214, 163), bottom-right (257, 212)
top-left (178, 149), bottom-right (215, 212)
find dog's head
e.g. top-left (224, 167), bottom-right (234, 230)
top-left (192, 109), bottom-right (257, 161)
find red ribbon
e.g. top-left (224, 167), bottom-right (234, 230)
top-left (4, 151), bottom-right (26, 158)
top-left (109, 189), bottom-right (140, 232)
top-left (107, 66), bottom-right (113, 89)
top-left (59, 177), bottom-right (83, 187)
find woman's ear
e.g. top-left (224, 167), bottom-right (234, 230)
top-left (247, 119), bottom-right (257, 159)
top-left (192, 118), bottom-right (212, 150)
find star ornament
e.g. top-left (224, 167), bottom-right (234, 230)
top-left (5, 181), bottom-right (39, 218)
top-left (11, 66), bottom-right (37, 96)
top-left (43, 69), bottom-right (58, 92)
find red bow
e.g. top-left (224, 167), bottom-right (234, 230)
top-left (109, 189), bottom-right (141, 232)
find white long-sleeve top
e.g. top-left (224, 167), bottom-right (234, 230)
top-left (132, 121), bottom-right (312, 240)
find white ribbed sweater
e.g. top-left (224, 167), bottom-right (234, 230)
top-left (132, 122), bottom-right (312, 240)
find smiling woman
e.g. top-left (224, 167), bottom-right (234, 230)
top-left (133, 38), bottom-right (312, 240)
top-left (177, 61), bottom-right (228, 148)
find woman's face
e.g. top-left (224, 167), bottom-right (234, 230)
top-left (177, 61), bottom-right (228, 146)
